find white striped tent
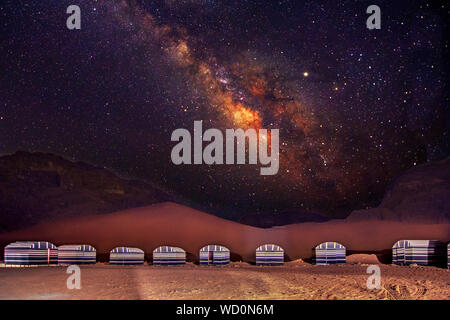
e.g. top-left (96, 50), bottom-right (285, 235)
top-left (315, 242), bottom-right (346, 265)
top-left (109, 247), bottom-right (144, 265)
top-left (199, 245), bottom-right (230, 265)
top-left (255, 244), bottom-right (284, 266)
top-left (392, 240), bottom-right (444, 266)
top-left (4, 241), bottom-right (58, 266)
top-left (58, 245), bottom-right (96, 265)
top-left (153, 246), bottom-right (186, 265)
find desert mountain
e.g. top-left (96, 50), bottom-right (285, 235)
top-left (0, 151), bottom-right (449, 234)
top-left (0, 151), bottom-right (172, 232)
top-left (347, 157), bottom-right (450, 222)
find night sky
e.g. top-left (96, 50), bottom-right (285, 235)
top-left (0, 0), bottom-right (448, 219)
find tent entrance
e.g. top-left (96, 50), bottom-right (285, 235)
top-left (208, 251), bottom-right (214, 265)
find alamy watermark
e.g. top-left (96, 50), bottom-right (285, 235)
top-left (66, 5), bottom-right (81, 30)
top-left (366, 5), bottom-right (381, 30)
top-left (66, 265), bottom-right (81, 290)
top-left (170, 121), bottom-right (279, 175)
top-left (66, 4), bottom-right (381, 31)
top-left (366, 265), bottom-right (381, 290)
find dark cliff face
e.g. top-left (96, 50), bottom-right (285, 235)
top-left (0, 151), bottom-right (172, 232)
top-left (347, 157), bottom-right (450, 223)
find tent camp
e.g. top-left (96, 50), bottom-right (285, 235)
top-left (58, 245), bottom-right (96, 265)
top-left (152, 246), bottom-right (186, 265)
top-left (4, 241), bottom-right (58, 266)
top-left (109, 247), bottom-right (144, 265)
top-left (315, 242), bottom-right (346, 265)
top-left (199, 245), bottom-right (230, 265)
top-left (255, 244), bottom-right (284, 266)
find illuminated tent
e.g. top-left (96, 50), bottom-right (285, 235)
top-left (392, 240), bottom-right (444, 266)
top-left (315, 242), bottom-right (346, 265)
top-left (109, 247), bottom-right (144, 265)
top-left (58, 245), bottom-right (96, 265)
top-left (199, 245), bottom-right (230, 265)
top-left (255, 244), bottom-right (284, 266)
top-left (4, 241), bottom-right (58, 266)
top-left (152, 246), bottom-right (186, 265)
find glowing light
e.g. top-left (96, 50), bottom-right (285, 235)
top-left (303, 72), bottom-right (309, 77)
top-left (231, 104), bottom-right (261, 129)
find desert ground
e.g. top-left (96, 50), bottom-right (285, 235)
top-left (1, 258), bottom-right (448, 300)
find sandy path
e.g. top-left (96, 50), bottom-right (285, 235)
top-left (0, 263), bottom-right (448, 300)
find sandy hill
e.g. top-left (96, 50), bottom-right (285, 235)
top-left (0, 202), bottom-right (448, 263)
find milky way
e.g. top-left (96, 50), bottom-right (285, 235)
top-left (0, 0), bottom-right (448, 219)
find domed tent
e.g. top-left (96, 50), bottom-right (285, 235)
top-left (315, 242), bottom-right (346, 265)
top-left (109, 247), bottom-right (144, 265)
top-left (58, 245), bottom-right (96, 265)
top-left (392, 240), bottom-right (445, 266)
top-left (153, 246), bottom-right (186, 265)
top-left (255, 244), bottom-right (284, 266)
top-left (4, 241), bottom-right (58, 266)
top-left (199, 245), bottom-right (230, 266)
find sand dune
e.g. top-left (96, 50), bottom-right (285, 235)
top-left (0, 202), bottom-right (448, 262)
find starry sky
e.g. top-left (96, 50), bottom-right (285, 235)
top-left (0, 0), bottom-right (448, 219)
